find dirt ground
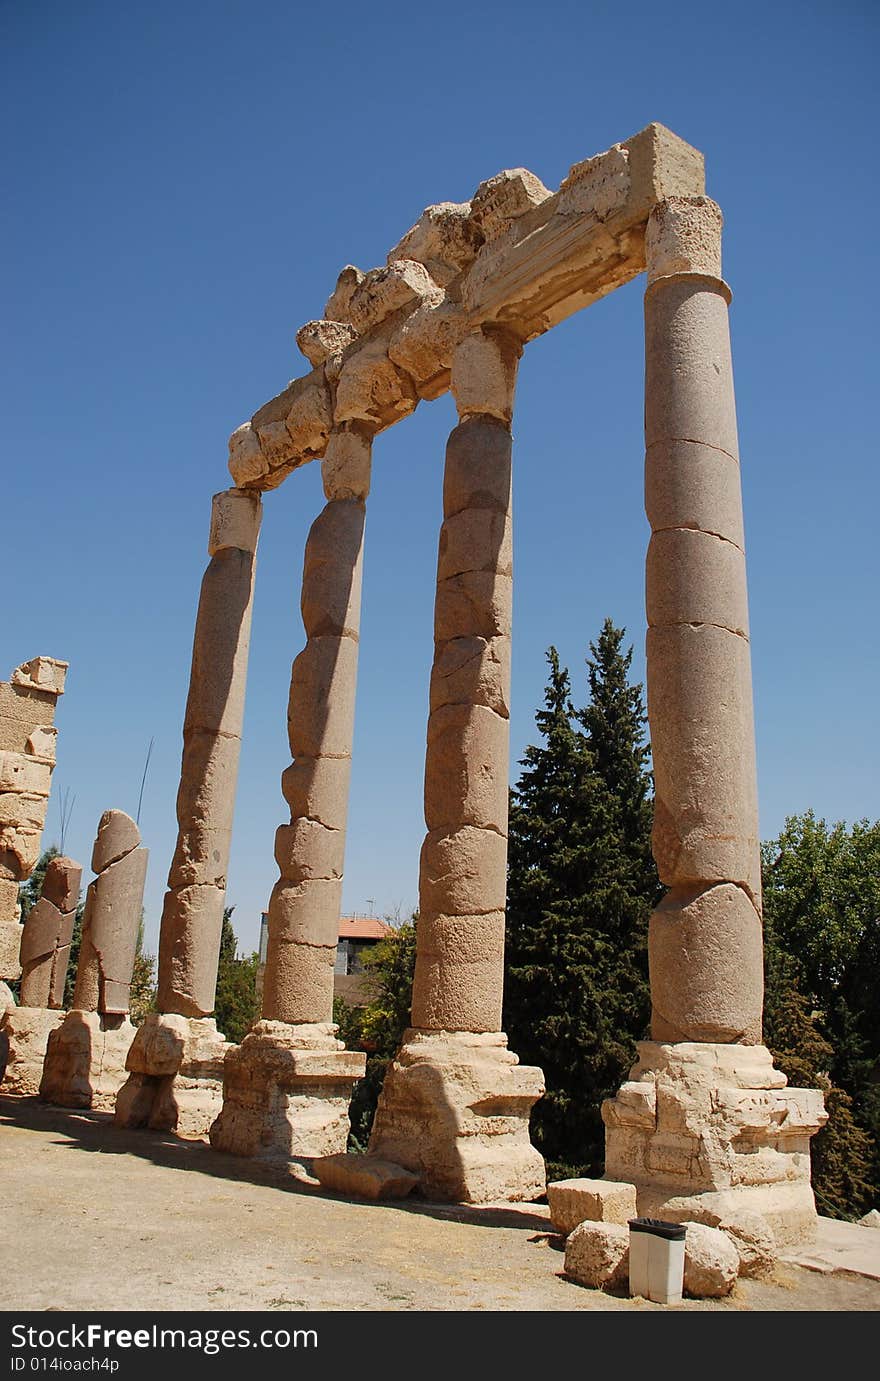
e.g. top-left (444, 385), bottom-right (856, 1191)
top-left (3, 1096), bottom-right (879, 1314)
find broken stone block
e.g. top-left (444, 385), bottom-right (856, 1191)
top-left (0, 1005), bottom-right (64, 1094)
top-left (296, 319), bottom-right (358, 367)
top-left (40, 1009), bottom-right (137, 1109)
top-left (564, 1221), bottom-right (630, 1291)
top-left (228, 422), bottom-right (269, 488)
top-left (333, 337), bottom-right (418, 432)
top-left (10, 657), bottom-right (68, 697)
top-left (548, 1179), bottom-right (638, 1235)
top-left (311, 1153), bottom-right (419, 1200)
top-left (347, 259), bottom-right (440, 336)
top-left (470, 168), bottom-right (551, 240)
top-left (324, 265), bottom-right (365, 323)
top-left (388, 201), bottom-right (482, 287)
top-left (683, 1222), bottom-right (739, 1297)
top-left (388, 298), bottom-right (467, 400)
top-left (556, 144), bottom-right (631, 219)
top-left (25, 726), bottom-right (57, 763)
top-left (113, 1013), bottom-right (231, 1136)
top-left (321, 429), bottom-right (372, 502)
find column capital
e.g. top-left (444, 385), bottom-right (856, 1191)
top-left (450, 325), bottom-right (523, 424)
top-left (208, 488), bottom-right (262, 557)
top-left (646, 195), bottom-right (723, 285)
top-left (321, 427), bottom-right (372, 502)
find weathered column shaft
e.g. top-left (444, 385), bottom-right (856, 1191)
top-left (73, 810), bottom-right (148, 1015)
top-left (19, 856), bottom-right (81, 1008)
top-left (643, 195), bottom-right (763, 1043)
top-left (261, 429), bottom-right (370, 1025)
top-left (410, 328), bottom-right (520, 1032)
top-left (157, 488), bottom-right (261, 1018)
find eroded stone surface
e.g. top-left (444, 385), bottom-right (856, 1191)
top-left (564, 1221), bottom-right (630, 1291)
top-left (40, 1010), bottom-right (135, 1109)
top-left (311, 1153), bottom-right (419, 1201)
top-left (548, 1179), bottom-right (637, 1235)
top-left (0, 1005), bottom-right (64, 1094)
top-left (369, 1029), bottom-right (545, 1203)
top-left (114, 1014), bottom-right (231, 1137)
top-left (683, 1222), bottom-right (739, 1297)
top-left (19, 855), bottom-right (81, 1009)
top-left (0, 658), bottom-right (66, 896)
top-left (74, 811), bottom-right (147, 1016)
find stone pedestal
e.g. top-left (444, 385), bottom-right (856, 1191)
top-left (602, 1042), bottom-right (827, 1246)
top-left (39, 1010), bottom-right (136, 1109)
top-left (114, 1013), bottom-right (231, 1138)
top-left (369, 1029), bottom-right (545, 1203)
top-left (209, 1021), bottom-right (365, 1163)
top-left (0, 1006), bottom-right (64, 1094)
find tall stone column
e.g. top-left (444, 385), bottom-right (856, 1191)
top-left (0, 855), bottom-right (81, 1093)
top-left (115, 488), bottom-right (261, 1136)
top-left (602, 198), bottom-right (826, 1247)
top-left (39, 810), bottom-right (147, 1107)
top-left (209, 430), bottom-right (367, 1163)
top-left (369, 328), bottom-right (545, 1203)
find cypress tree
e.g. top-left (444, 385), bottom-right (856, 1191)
top-left (504, 624), bottom-right (657, 1176)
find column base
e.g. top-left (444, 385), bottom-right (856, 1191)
top-left (0, 1006), bottom-right (64, 1095)
top-left (39, 1011), bottom-right (136, 1109)
top-left (602, 1041), bottom-right (827, 1247)
top-left (368, 1029), bottom-right (546, 1204)
top-left (114, 1013), bottom-right (231, 1138)
top-left (208, 1020), bottom-right (366, 1164)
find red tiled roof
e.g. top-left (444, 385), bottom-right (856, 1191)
top-left (338, 916), bottom-right (395, 941)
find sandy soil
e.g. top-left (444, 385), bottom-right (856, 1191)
top-left (3, 1096), bottom-right (878, 1314)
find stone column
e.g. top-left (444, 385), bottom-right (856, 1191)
top-left (0, 656), bottom-right (68, 1016)
top-left (114, 488), bottom-right (260, 1136)
top-left (209, 430), bottom-right (367, 1163)
top-left (39, 810), bottom-right (148, 1107)
top-left (0, 855), bottom-right (81, 1094)
top-left (602, 197), bottom-right (826, 1247)
top-left (369, 328), bottom-right (545, 1203)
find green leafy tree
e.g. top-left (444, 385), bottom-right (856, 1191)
top-left (504, 622), bottom-right (658, 1176)
top-left (762, 813), bottom-right (880, 1214)
top-left (335, 919), bottom-right (417, 1149)
top-left (213, 906), bottom-right (259, 1044)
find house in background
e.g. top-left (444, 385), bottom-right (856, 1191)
top-left (334, 915), bottom-right (394, 1006)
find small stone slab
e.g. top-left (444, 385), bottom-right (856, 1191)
top-left (548, 1178), bottom-right (637, 1235)
top-left (311, 1153), bottom-right (419, 1201)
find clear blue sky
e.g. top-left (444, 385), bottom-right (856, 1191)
top-left (3, 1), bottom-right (878, 956)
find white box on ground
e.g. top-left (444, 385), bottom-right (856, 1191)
top-left (629, 1218), bottom-right (687, 1304)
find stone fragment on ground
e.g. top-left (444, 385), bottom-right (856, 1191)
top-left (548, 1179), bottom-right (637, 1235)
top-left (683, 1222), bottom-right (739, 1297)
top-left (564, 1221), bottom-right (629, 1291)
top-left (311, 1153), bottom-right (419, 1200)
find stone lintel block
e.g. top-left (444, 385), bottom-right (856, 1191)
top-left (280, 755), bottom-right (352, 833)
top-left (646, 528), bottom-right (749, 637)
top-left (368, 1029), bottom-right (545, 1203)
top-left (260, 937), bottom-right (337, 1025)
top-left (564, 1220), bottom-right (630, 1291)
top-left (296, 318), bottom-right (358, 367)
top-left (287, 635), bottom-right (359, 760)
top-left (347, 259), bottom-right (440, 336)
top-left (321, 430), bottom-right (372, 502)
top-left (157, 882), bottom-right (226, 1017)
top-left (556, 142), bottom-right (631, 219)
top-left (647, 196), bottom-right (723, 284)
top-left (91, 809), bottom-right (140, 876)
top-left (183, 549), bottom-right (255, 738)
top-left (424, 703), bottom-right (509, 834)
top-left (648, 622), bottom-right (760, 897)
top-left (388, 298), bottom-right (466, 399)
top-left (301, 500), bottom-right (365, 640)
top-left (470, 167), bottom-right (551, 240)
top-left (434, 570), bottom-right (512, 644)
top-left (0, 919), bottom-right (23, 978)
top-left (228, 422), bottom-right (268, 488)
top-left (272, 818), bottom-right (345, 887)
top-left (311, 1152), bottom-right (419, 1200)
top-left (324, 264), bottom-right (365, 323)
top-left (437, 508), bottom-right (512, 583)
top-left (208, 488), bottom-right (262, 557)
top-left (0, 751), bottom-right (51, 798)
top-left (429, 635), bottom-right (510, 718)
top-left (548, 1179), bottom-right (638, 1235)
top-left (10, 657), bottom-right (68, 697)
top-left (645, 276), bottom-right (739, 460)
top-left (649, 883), bottom-right (764, 1044)
top-left (269, 872), bottom-right (345, 950)
top-left (410, 910), bottom-right (505, 1033)
top-left (419, 825), bottom-right (508, 919)
top-left (443, 417), bottom-right (512, 519)
top-left (450, 328), bottom-right (521, 423)
top-left (333, 337), bottom-right (419, 432)
top-left (645, 439), bottom-right (745, 548)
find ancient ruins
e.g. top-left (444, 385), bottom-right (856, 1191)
top-left (1, 123), bottom-right (830, 1278)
